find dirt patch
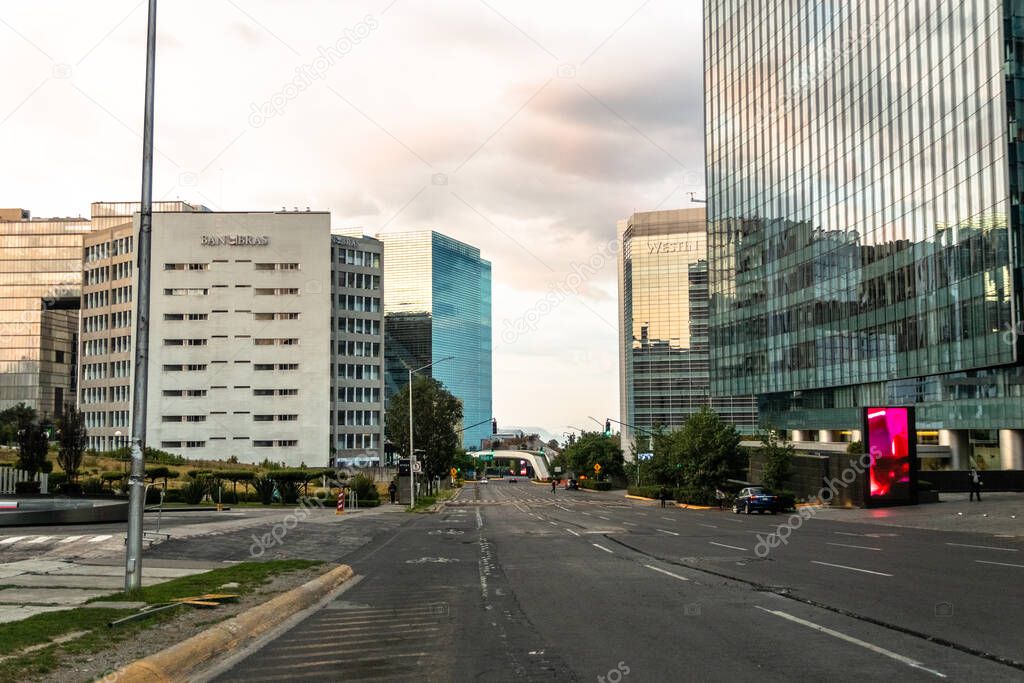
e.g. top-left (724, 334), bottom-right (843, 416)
top-left (38, 565), bottom-right (326, 683)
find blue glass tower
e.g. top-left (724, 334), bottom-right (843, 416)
top-left (378, 231), bottom-right (492, 450)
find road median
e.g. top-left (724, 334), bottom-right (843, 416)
top-left (110, 563), bottom-right (354, 682)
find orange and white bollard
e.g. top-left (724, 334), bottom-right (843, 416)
top-left (336, 489), bottom-right (346, 515)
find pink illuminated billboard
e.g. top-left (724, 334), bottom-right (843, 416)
top-left (862, 407), bottom-right (917, 505)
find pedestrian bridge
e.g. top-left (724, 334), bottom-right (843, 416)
top-left (468, 450), bottom-right (551, 480)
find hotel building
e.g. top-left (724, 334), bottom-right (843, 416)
top-left (617, 208), bottom-right (757, 453)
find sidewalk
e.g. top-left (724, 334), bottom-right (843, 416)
top-left (806, 491), bottom-right (1024, 537)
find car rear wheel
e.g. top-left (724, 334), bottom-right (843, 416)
top-left (744, 504), bottom-right (751, 515)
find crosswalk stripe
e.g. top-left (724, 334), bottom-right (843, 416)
top-left (58, 536), bottom-right (84, 544)
top-left (0, 536), bottom-right (29, 545)
top-left (26, 536), bottom-right (53, 544)
top-left (88, 534), bottom-right (113, 543)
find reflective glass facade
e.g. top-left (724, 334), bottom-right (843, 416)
top-left (705, 2), bottom-right (1024, 439)
top-left (618, 209), bottom-right (757, 452)
top-left (379, 231), bottom-right (492, 449)
top-left (0, 210), bottom-right (92, 417)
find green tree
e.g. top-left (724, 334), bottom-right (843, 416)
top-left (385, 375), bottom-right (463, 485)
top-left (559, 431), bottom-right (624, 479)
top-left (0, 403), bottom-right (36, 446)
top-left (55, 403), bottom-right (88, 482)
top-left (650, 408), bottom-right (742, 491)
top-left (759, 427), bottom-right (794, 490)
top-left (16, 422), bottom-right (50, 473)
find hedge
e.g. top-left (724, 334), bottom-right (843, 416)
top-left (627, 485), bottom-right (663, 499)
top-left (579, 479), bottom-right (614, 491)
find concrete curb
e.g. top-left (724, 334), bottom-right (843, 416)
top-left (110, 564), bottom-right (355, 683)
top-left (624, 494), bottom-right (656, 501)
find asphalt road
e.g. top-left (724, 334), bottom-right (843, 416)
top-left (210, 483), bottom-right (1024, 682)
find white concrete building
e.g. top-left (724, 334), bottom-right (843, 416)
top-left (78, 208), bottom-right (389, 467)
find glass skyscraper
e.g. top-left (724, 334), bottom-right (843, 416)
top-left (377, 231), bottom-right (492, 450)
top-left (705, 1), bottom-right (1024, 469)
top-left (618, 209), bottom-right (756, 453)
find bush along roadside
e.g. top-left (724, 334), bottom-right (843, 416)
top-left (579, 479), bottom-right (615, 491)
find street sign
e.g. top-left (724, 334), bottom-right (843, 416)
top-left (554, 466), bottom-right (562, 473)
top-left (639, 452), bottom-right (654, 461)
top-left (398, 458), bottom-right (410, 475)
top-left (413, 461), bottom-right (423, 474)
top-left (450, 467), bottom-right (458, 477)
top-left (593, 463), bottom-right (602, 473)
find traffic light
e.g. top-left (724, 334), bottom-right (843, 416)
top-left (492, 418), bottom-right (498, 435)
top-left (604, 419), bottom-right (612, 436)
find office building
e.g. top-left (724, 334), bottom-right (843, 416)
top-left (0, 208), bottom-right (91, 418)
top-left (705, 1), bottom-right (1023, 469)
top-left (78, 207), bottom-right (385, 467)
top-left (617, 209), bottom-right (756, 453)
top-left (330, 233), bottom-right (386, 467)
top-left (377, 231), bottom-right (492, 450)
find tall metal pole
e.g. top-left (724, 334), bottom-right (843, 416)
top-left (125, 0), bottom-right (158, 593)
top-left (408, 368), bottom-right (414, 510)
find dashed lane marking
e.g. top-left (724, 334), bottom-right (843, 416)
top-left (709, 541), bottom-right (747, 552)
top-left (643, 564), bottom-right (689, 581)
top-left (811, 561), bottom-right (892, 577)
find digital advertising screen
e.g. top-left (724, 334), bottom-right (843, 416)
top-left (863, 407), bottom-right (917, 506)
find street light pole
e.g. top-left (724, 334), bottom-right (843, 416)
top-left (124, 0), bottom-right (158, 594)
top-left (407, 356), bottom-right (453, 509)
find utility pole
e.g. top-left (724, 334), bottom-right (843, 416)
top-left (124, 0), bottom-right (157, 594)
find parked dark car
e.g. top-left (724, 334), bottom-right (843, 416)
top-left (732, 487), bottom-right (780, 514)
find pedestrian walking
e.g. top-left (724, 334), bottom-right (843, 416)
top-left (388, 480), bottom-right (398, 504)
top-left (715, 488), bottom-right (726, 510)
top-left (969, 467), bottom-right (982, 502)
top-left (551, 478), bottom-right (557, 493)
top-left (659, 486), bottom-right (669, 508)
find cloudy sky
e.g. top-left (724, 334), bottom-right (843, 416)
top-left (1, 0), bottom-right (705, 439)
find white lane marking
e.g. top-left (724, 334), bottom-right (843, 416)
top-left (827, 542), bottom-right (882, 552)
top-left (599, 515), bottom-right (610, 520)
top-left (834, 531), bottom-right (870, 537)
top-left (476, 508), bottom-right (483, 529)
top-left (591, 543), bottom-right (614, 554)
top-left (643, 564), bottom-right (689, 581)
top-left (975, 559), bottom-right (1024, 569)
top-left (661, 516), bottom-right (673, 521)
top-left (0, 536), bottom-right (29, 545)
top-left (581, 512), bottom-right (591, 516)
top-left (754, 607), bottom-right (945, 678)
top-left (26, 536), bottom-right (53, 544)
top-left (811, 560), bottom-right (892, 577)
top-left (555, 505), bottom-right (571, 511)
top-left (656, 528), bottom-right (680, 536)
top-left (709, 541), bottom-right (747, 552)
top-left (548, 521), bottom-right (558, 526)
top-left (88, 535), bottom-right (113, 543)
top-left (58, 536), bottom-right (84, 544)
top-left (696, 523), bottom-right (718, 529)
top-left (622, 521), bottom-right (637, 527)
top-left (565, 529), bottom-right (580, 537)
top-left (946, 542), bottom-right (1018, 553)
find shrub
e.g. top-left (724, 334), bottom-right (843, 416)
top-left (56, 482), bottom-right (83, 496)
top-left (14, 480), bottom-right (40, 494)
top-left (252, 476), bottom-right (275, 505)
top-left (278, 480), bottom-right (300, 505)
top-left (673, 487), bottom-right (717, 506)
top-left (579, 479), bottom-right (614, 491)
top-left (627, 485), bottom-right (663, 499)
top-left (917, 479), bottom-right (934, 492)
top-left (182, 477), bottom-right (208, 505)
top-left (48, 472), bottom-right (68, 489)
top-left (348, 474), bottom-right (380, 504)
top-left (81, 478), bottom-right (106, 496)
